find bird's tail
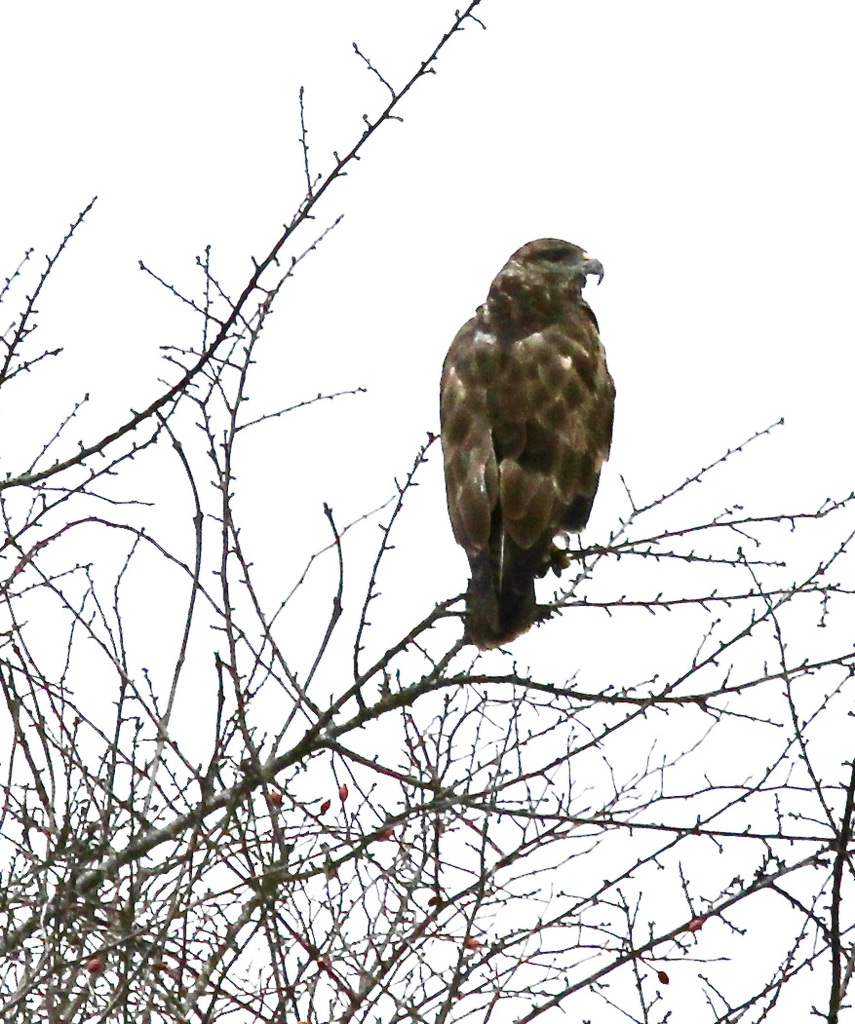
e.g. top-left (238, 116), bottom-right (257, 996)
top-left (465, 536), bottom-right (541, 650)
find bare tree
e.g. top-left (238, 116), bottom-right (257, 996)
top-left (2, 5), bottom-right (854, 1022)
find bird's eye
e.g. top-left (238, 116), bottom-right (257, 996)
top-left (542, 249), bottom-right (568, 263)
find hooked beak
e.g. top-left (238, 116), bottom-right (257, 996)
top-left (581, 255), bottom-right (604, 287)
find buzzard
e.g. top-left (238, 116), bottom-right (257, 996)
top-left (440, 239), bottom-right (614, 649)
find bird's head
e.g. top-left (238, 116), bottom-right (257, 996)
top-left (481, 238), bottom-right (603, 340)
top-left (511, 238), bottom-right (604, 291)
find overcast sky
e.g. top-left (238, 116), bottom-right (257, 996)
top-left (2, 2), bottom-right (854, 1017)
top-left (4, 0), bottom-right (853, 653)
top-left (4, 1), bottom-right (853, 497)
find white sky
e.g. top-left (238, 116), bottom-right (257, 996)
top-left (3, 0), bottom-right (852, 667)
top-left (4, 1), bottom-right (853, 502)
top-left (2, 1), bottom-right (855, 1019)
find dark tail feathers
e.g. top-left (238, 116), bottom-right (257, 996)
top-left (465, 539), bottom-right (543, 650)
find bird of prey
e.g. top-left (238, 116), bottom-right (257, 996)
top-left (440, 238), bottom-right (614, 649)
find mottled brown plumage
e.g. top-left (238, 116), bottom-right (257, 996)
top-left (440, 239), bottom-right (615, 649)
